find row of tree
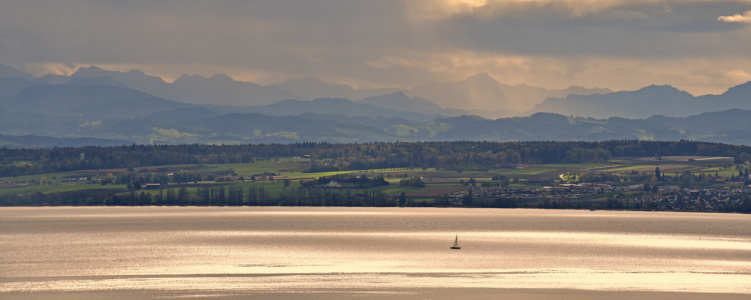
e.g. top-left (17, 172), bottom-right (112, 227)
top-left (0, 184), bottom-right (396, 207)
top-left (301, 174), bottom-right (389, 189)
top-left (2, 140), bottom-right (749, 177)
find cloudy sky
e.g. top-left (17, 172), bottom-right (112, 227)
top-left (1, 0), bottom-right (751, 95)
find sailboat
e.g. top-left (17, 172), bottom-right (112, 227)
top-left (450, 235), bottom-right (461, 250)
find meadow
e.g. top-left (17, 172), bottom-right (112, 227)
top-left (2, 153), bottom-right (743, 208)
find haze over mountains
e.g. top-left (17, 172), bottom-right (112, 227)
top-left (408, 73), bottom-right (612, 113)
top-left (22, 65), bottom-right (614, 118)
top-left (1, 63), bottom-right (751, 148)
top-left (533, 83), bottom-right (751, 119)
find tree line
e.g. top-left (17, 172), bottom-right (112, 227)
top-left (1, 140), bottom-right (749, 177)
top-left (0, 184), bottom-right (395, 207)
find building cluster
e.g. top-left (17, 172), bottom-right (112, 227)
top-left (447, 184), bottom-right (751, 212)
top-left (447, 186), bottom-right (604, 201)
top-left (60, 177), bottom-right (94, 183)
top-left (0, 180), bottom-right (28, 188)
top-left (637, 187), bottom-right (750, 212)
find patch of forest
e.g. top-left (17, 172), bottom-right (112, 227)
top-left (2, 140), bottom-right (749, 178)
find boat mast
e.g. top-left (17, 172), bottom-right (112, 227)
top-left (451, 234), bottom-right (461, 249)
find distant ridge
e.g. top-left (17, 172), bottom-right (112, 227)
top-left (409, 73), bottom-right (610, 112)
top-left (4, 108), bottom-right (751, 146)
top-left (533, 82), bottom-right (751, 118)
top-left (358, 92), bottom-right (444, 115)
top-left (271, 76), bottom-right (400, 100)
top-left (69, 66), bottom-right (299, 106)
top-left (169, 73), bottom-right (298, 106)
top-left (235, 97), bottom-right (440, 122)
top-left (66, 76), bottom-right (130, 88)
top-left (3, 63), bottom-right (751, 147)
top-left (51, 65), bottom-right (611, 114)
top-left (0, 63), bottom-right (34, 80)
top-left (2, 84), bottom-right (191, 120)
top-left (0, 133), bottom-right (128, 148)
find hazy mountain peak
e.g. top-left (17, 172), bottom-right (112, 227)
top-left (466, 72), bottom-right (493, 80)
top-left (465, 73), bottom-right (499, 85)
top-left (566, 85), bottom-right (612, 95)
top-left (174, 74), bottom-right (207, 82)
top-left (409, 73), bottom-right (512, 111)
top-left (533, 83), bottom-right (705, 119)
top-left (209, 73), bottom-right (234, 81)
top-left (633, 84), bottom-right (692, 98)
top-left (384, 91), bottom-right (407, 98)
top-left (175, 73), bottom-right (243, 85)
top-left (66, 76), bottom-right (130, 88)
top-left (443, 114), bottom-right (490, 122)
top-left (358, 91), bottom-right (444, 115)
top-left (311, 97), bottom-right (351, 105)
top-left (69, 66), bottom-right (171, 93)
top-left (0, 63), bottom-right (34, 80)
top-left (722, 81), bottom-right (751, 97)
top-left (529, 112), bottom-right (569, 119)
top-left (71, 65), bottom-right (107, 77)
top-left (169, 73), bottom-right (297, 106)
top-left (638, 84), bottom-right (679, 91)
top-left (126, 69), bottom-right (147, 76)
top-left (37, 74), bottom-right (70, 85)
top-left (272, 76), bottom-right (360, 100)
top-left (409, 73), bottom-right (617, 112)
top-left (0, 64), bottom-right (35, 96)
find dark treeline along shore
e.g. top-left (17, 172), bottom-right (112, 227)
top-left (2, 140), bottom-right (745, 175)
top-left (2, 140), bottom-right (751, 211)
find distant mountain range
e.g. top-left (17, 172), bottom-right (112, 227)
top-left (7, 106), bottom-right (751, 146)
top-left (1, 62), bottom-right (751, 147)
top-left (3, 84), bottom-right (751, 146)
top-left (533, 83), bottom-right (751, 118)
top-left (9, 64), bottom-right (612, 117)
top-left (271, 76), bottom-right (401, 101)
top-left (65, 67), bottom-right (299, 106)
top-left (408, 73), bottom-right (611, 113)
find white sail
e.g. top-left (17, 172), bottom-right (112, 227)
top-left (451, 235), bottom-right (461, 249)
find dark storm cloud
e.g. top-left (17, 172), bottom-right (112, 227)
top-left (1, 0), bottom-right (751, 94)
top-left (0, 1), bottom-right (410, 69)
top-left (431, 1), bottom-right (751, 58)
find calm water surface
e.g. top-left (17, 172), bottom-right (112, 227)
top-left (1, 207), bottom-right (750, 297)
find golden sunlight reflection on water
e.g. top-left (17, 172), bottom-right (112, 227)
top-left (1, 207), bottom-right (750, 295)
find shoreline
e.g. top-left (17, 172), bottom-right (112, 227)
top-left (4, 288), bottom-right (751, 300)
top-left (0, 205), bottom-right (747, 215)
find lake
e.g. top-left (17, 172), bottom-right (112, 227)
top-left (1, 207), bottom-right (750, 299)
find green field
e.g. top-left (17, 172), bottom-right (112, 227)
top-left (0, 172), bottom-right (79, 183)
top-left (179, 159), bottom-right (309, 176)
top-left (0, 183), bottom-right (128, 197)
top-left (489, 167), bottom-right (557, 175)
top-left (695, 166), bottom-right (739, 178)
top-left (542, 163), bottom-right (616, 169)
top-left (1, 155), bottom-right (743, 203)
top-left (605, 165), bottom-right (654, 172)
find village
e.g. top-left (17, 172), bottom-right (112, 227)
top-left (446, 183), bottom-right (751, 212)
